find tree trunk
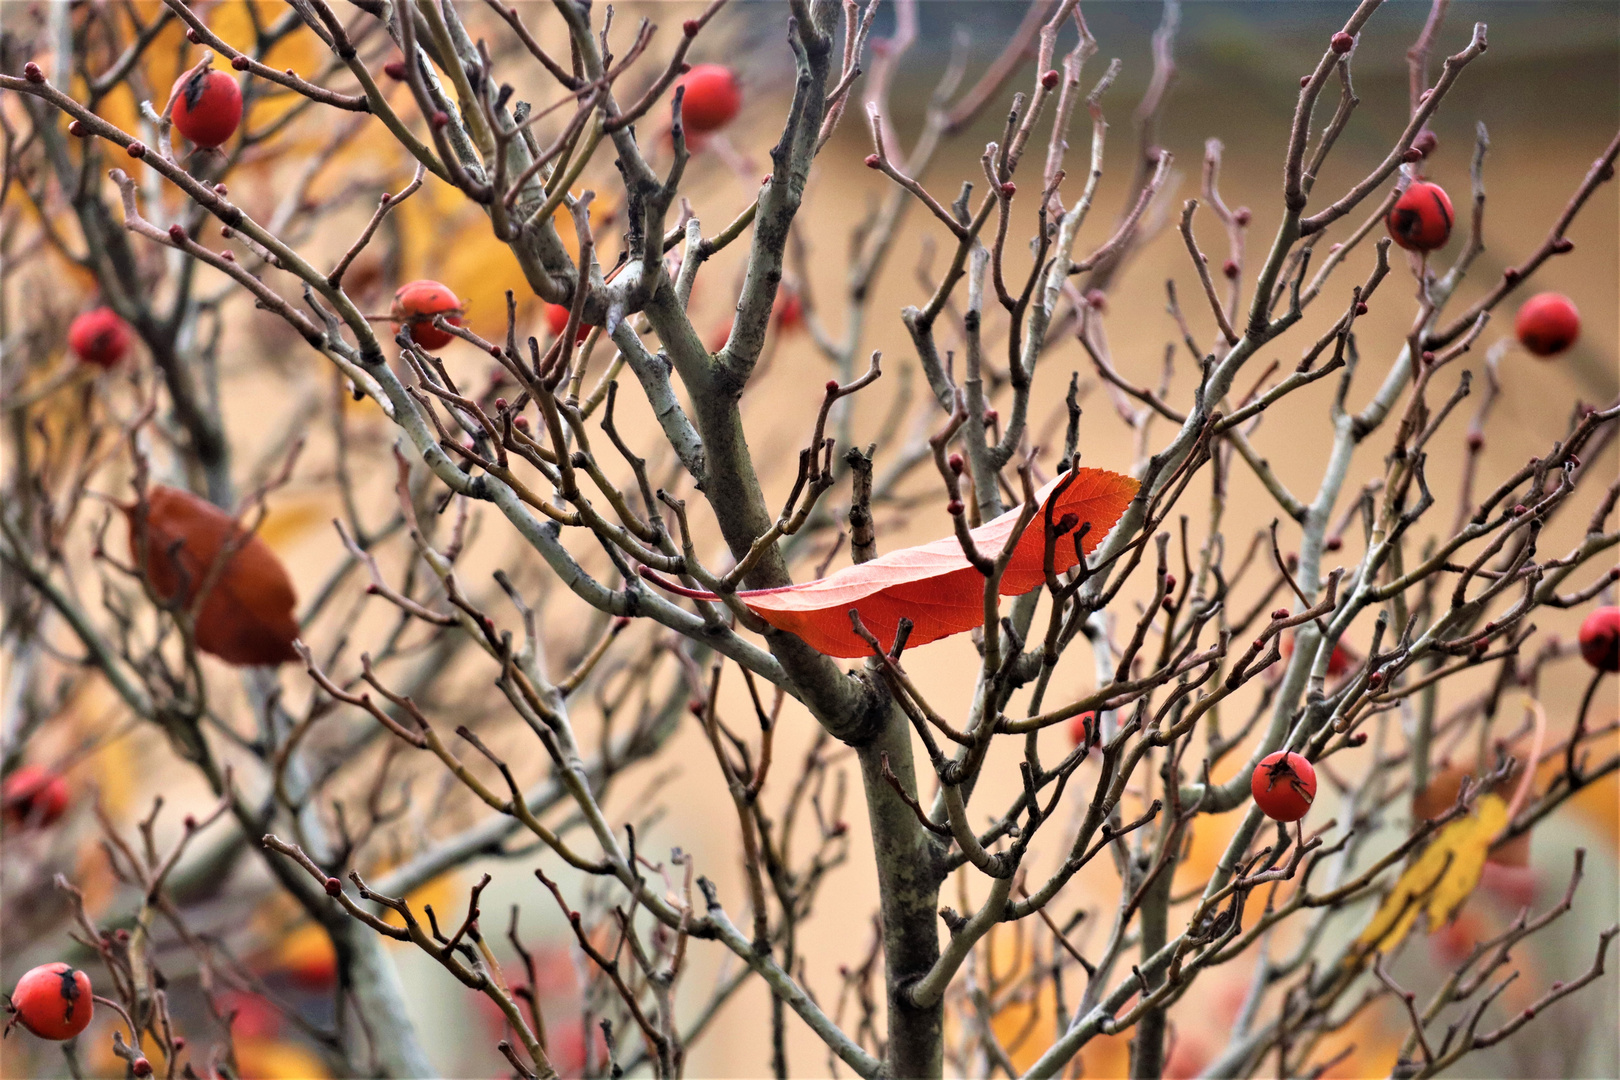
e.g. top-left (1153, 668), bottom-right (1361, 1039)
top-left (857, 710), bottom-right (946, 1079)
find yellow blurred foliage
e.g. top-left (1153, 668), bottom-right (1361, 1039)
top-left (268, 920), bottom-right (338, 986)
top-left (208, 4), bottom-right (321, 134)
top-left (256, 493), bottom-right (337, 551)
top-left (395, 187), bottom-right (621, 341)
top-left (381, 870), bottom-right (463, 934)
top-left (966, 922), bottom-right (1137, 1076)
top-left (1356, 793), bottom-right (1509, 956)
top-left (1569, 769), bottom-right (1618, 847)
top-left (553, 196), bottom-right (621, 265)
top-left (986, 964), bottom-right (1057, 1071)
top-left (87, 715), bottom-right (139, 816)
top-left (1172, 806), bottom-right (1243, 897)
top-left (398, 186), bottom-right (527, 339)
top-left (235, 1036), bottom-right (332, 1079)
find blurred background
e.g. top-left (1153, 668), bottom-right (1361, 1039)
top-left (2, 2), bottom-right (1615, 1077)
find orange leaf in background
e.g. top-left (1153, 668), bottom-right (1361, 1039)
top-left (667, 468), bottom-right (1138, 658)
top-left (126, 486), bottom-right (300, 666)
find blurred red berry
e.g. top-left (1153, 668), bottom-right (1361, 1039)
top-left (545, 302), bottom-right (591, 344)
top-left (1428, 910), bottom-right (1484, 966)
top-left (2, 764), bottom-right (70, 827)
top-left (1514, 292), bottom-right (1580, 357)
top-left (1479, 861), bottom-right (1538, 910)
top-left (219, 990), bottom-right (281, 1039)
top-left (675, 64), bottom-right (741, 133)
top-left (68, 307), bottom-right (131, 369)
top-left (1578, 605), bottom-right (1619, 672)
top-left (773, 289), bottom-right (804, 331)
top-left (1281, 633), bottom-right (1352, 677)
top-left (1067, 711), bottom-right (1098, 750)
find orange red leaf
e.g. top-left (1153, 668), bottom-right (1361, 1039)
top-left (685, 467), bottom-right (1138, 658)
top-left (126, 486), bottom-right (300, 666)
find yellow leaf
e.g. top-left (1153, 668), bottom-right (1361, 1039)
top-left (234, 1037), bottom-right (332, 1079)
top-left (255, 494), bottom-right (334, 550)
top-left (1356, 794), bottom-right (1509, 955)
top-left (552, 195), bottom-right (621, 264)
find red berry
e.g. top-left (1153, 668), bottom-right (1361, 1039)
top-left (2, 765), bottom-right (70, 826)
top-left (1067, 711), bottom-right (1098, 750)
top-left (865, 154), bottom-right (881, 169)
top-left (391, 280), bottom-right (462, 349)
top-left (132, 1058), bottom-right (153, 1077)
top-left (1480, 860), bottom-right (1538, 909)
top-left (1330, 32), bottom-right (1354, 53)
top-left (1251, 751), bottom-right (1316, 822)
top-left (1514, 292), bottom-right (1580, 357)
top-left (1386, 181), bottom-right (1454, 252)
top-left (545, 302), bottom-right (591, 344)
top-left (171, 69), bottom-right (243, 149)
top-left (218, 990), bottom-right (280, 1039)
top-left (1428, 911), bottom-right (1483, 965)
top-left (1041, 69), bottom-right (1061, 90)
top-left (773, 289), bottom-right (804, 331)
top-left (7, 963), bottom-right (93, 1040)
top-left (67, 307), bottom-right (132, 369)
top-left (674, 64), bottom-right (741, 134)
top-left (1280, 633), bottom-right (1351, 676)
top-left (1578, 606), bottom-right (1619, 673)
